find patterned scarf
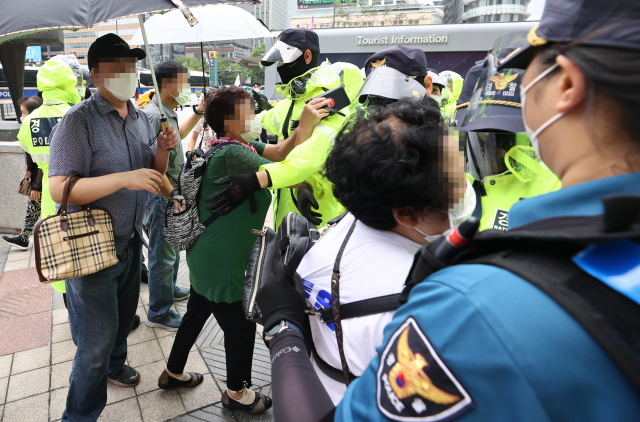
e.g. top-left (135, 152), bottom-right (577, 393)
top-left (207, 135), bottom-right (257, 154)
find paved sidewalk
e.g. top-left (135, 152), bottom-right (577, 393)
top-left (0, 208), bottom-right (275, 422)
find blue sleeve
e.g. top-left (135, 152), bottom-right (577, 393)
top-left (48, 110), bottom-right (92, 178)
top-left (335, 264), bottom-right (640, 422)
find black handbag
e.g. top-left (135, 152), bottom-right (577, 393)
top-left (243, 212), bottom-right (318, 324)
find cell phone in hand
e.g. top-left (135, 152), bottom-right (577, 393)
top-left (252, 90), bottom-right (273, 111)
top-left (306, 85), bottom-right (351, 114)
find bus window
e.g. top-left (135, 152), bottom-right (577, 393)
top-left (189, 75), bottom-right (205, 86)
top-left (24, 70), bottom-right (38, 87)
top-left (0, 69), bottom-right (6, 87)
top-left (139, 73), bottom-right (153, 87)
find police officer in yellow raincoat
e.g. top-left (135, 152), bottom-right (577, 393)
top-left (456, 61), bottom-right (560, 231)
top-left (206, 28), bottom-right (363, 229)
top-left (17, 54), bottom-right (84, 294)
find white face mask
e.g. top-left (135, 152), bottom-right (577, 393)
top-left (413, 179), bottom-right (476, 243)
top-left (429, 93), bottom-right (443, 105)
top-left (521, 63), bottom-right (565, 162)
top-left (102, 72), bottom-right (137, 101)
top-left (240, 116), bottom-right (262, 143)
top-left (170, 87), bottom-right (191, 106)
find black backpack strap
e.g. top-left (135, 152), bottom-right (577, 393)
top-left (466, 247), bottom-right (640, 395)
top-left (311, 343), bottom-right (358, 385)
top-left (274, 101), bottom-right (298, 218)
top-left (314, 293), bottom-right (401, 325)
top-left (331, 218), bottom-right (359, 386)
top-left (282, 100), bottom-right (295, 142)
top-left (193, 142), bottom-right (238, 179)
top-left (197, 142), bottom-right (254, 228)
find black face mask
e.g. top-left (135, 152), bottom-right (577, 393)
top-left (277, 52), bottom-right (318, 85)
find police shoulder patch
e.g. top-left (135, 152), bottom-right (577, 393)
top-left (376, 317), bottom-right (473, 421)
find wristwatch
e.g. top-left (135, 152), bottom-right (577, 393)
top-left (264, 320), bottom-right (302, 342)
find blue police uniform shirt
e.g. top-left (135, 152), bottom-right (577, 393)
top-left (335, 171), bottom-right (640, 422)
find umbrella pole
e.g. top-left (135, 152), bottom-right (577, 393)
top-left (138, 14), bottom-right (170, 144)
top-left (193, 41), bottom-right (207, 115)
top-left (201, 42), bottom-right (207, 97)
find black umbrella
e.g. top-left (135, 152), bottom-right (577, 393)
top-left (0, 0), bottom-right (257, 133)
top-left (0, 0), bottom-right (258, 43)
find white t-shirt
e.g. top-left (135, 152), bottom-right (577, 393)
top-left (193, 119), bottom-right (214, 150)
top-left (297, 212), bottom-right (420, 405)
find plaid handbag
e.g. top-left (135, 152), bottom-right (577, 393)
top-left (34, 173), bottom-right (118, 283)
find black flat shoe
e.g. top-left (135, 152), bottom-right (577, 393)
top-left (130, 315), bottom-right (140, 332)
top-left (221, 389), bottom-right (273, 414)
top-left (158, 369), bottom-right (204, 389)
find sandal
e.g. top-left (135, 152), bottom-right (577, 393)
top-left (158, 369), bottom-right (204, 389)
top-left (221, 388), bottom-right (273, 414)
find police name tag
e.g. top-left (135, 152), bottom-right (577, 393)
top-left (30, 117), bottom-right (62, 147)
top-left (492, 208), bottom-right (509, 231)
top-left (376, 317), bottom-right (474, 421)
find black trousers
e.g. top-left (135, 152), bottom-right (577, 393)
top-left (167, 287), bottom-right (256, 391)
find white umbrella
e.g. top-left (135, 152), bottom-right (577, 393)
top-left (129, 4), bottom-right (273, 45)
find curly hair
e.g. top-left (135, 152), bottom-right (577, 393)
top-left (21, 96), bottom-right (42, 115)
top-left (324, 97), bottom-right (455, 231)
top-left (204, 86), bottom-right (251, 136)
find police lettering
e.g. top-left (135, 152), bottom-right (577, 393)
top-left (382, 373), bottom-right (406, 412)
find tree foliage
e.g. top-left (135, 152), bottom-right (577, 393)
top-left (174, 55), bottom-right (203, 72)
top-left (246, 43), bottom-right (266, 86)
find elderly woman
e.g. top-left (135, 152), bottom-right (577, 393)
top-left (157, 86), bottom-right (329, 414)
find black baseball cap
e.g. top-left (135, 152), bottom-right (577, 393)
top-left (278, 28), bottom-right (320, 53)
top-left (364, 45), bottom-right (428, 77)
top-left (88, 33), bottom-right (146, 70)
top-left (498, 0), bottom-right (640, 70)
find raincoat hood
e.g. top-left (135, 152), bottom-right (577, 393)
top-left (275, 60), bottom-right (362, 101)
top-left (37, 55), bottom-right (83, 105)
top-left (441, 70), bottom-right (463, 102)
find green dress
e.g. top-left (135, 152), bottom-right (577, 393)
top-left (186, 141), bottom-right (272, 304)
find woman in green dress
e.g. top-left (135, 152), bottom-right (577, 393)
top-left (157, 86), bottom-right (329, 414)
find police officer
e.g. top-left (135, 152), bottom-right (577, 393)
top-left (206, 28), bottom-right (363, 228)
top-left (250, 0), bottom-right (640, 420)
top-left (17, 54), bottom-right (84, 295)
top-left (456, 61), bottom-right (561, 232)
top-left (359, 45), bottom-right (430, 108)
top-left (439, 70), bottom-right (463, 124)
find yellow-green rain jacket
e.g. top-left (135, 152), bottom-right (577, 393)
top-left (17, 58), bottom-right (82, 293)
top-left (467, 144), bottom-right (562, 232)
top-left (259, 61), bottom-right (364, 229)
top-left (441, 71), bottom-right (463, 125)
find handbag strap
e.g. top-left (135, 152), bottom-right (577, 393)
top-left (58, 173), bottom-right (84, 215)
top-left (331, 218), bottom-right (358, 386)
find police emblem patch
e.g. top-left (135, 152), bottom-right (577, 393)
top-left (490, 72), bottom-right (519, 91)
top-left (377, 317), bottom-right (473, 421)
top-left (371, 58), bottom-right (386, 68)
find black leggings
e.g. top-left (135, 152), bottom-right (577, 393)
top-left (167, 287), bottom-right (256, 391)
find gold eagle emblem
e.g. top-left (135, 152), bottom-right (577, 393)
top-left (388, 327), bottom-right (461, 404)
top-left (371, 58), bottom-right (386, 68)
top-left (490, 72), bottom-right (519, 91)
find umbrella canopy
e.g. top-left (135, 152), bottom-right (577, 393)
top-left (0, 0), bottom-right (258, 44)
top-left (129, 4), bottom-right (273, 45)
